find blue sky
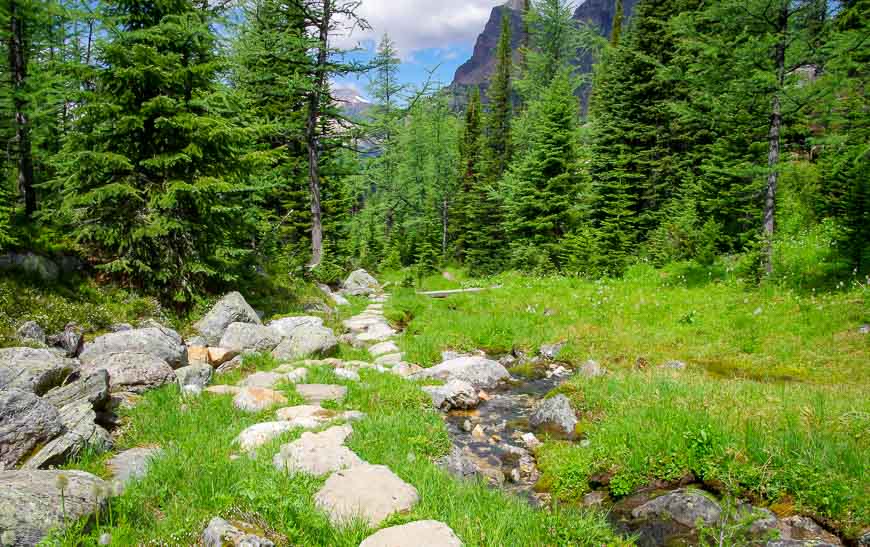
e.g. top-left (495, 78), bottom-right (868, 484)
top-left (332, 0), bottom-right (507, 98)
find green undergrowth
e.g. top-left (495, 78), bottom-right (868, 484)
top-left (51, 353), bottom-right (619, 546)
top-left (537, 371), bottom-right (869, 539)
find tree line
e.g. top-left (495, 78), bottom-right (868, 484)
top-left (2, 0), bottom-right (868, 306)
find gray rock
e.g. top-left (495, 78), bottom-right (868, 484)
top-left (295, 384), bottom-right (347, 404)
top-left (0, 390), bottom-right (63, 469)
top-left (23, 402), bottom-right (112, 469)
top-left (266, 316), bottom-right (324, 339)
top-left (236, 422), bottom-right (298, 453)
top-left (16, 321), bottom-right (46, 345)
top-left (318, 284), bottom-right (351, 307)
top-left (0, 347), bottom-right (77, 394)
top-left (46, 323), bottom-right (84, 357)
top-left (529, 394), bottom-right (578, 438)
top-left (583, 491), bottom-right (608, 507)
top-left (661, 360), bottom-right (687, 371)
top-left (83, 352), bottom-right (176, 394)
top-left (175, 364), bottom-right (213, 392)
top-left (187, 335), bottom-right (208, 347)
top-left (341, 269), bottom-right (381, 296)
top-left (219, 323), bottom-right (281, 353)
top-left (239, 371), bottom-right (287, 389)
top-left (216, 355), bottom-right (245, 375)
top-left (412, 356), bottom-right (510, 390)
top-left (578, 360), bottom-right (606, 378)
top-left (314, 463), bottom-right (419, 526)
top-left (80, 327), bottom-right (187, 369)
top-left (766, 542), bottom-right (839, 547)
top-left (233, 387), bottom-right (287, 412)
top-left (631, 489), bottom-right (722, 529)
top-left (273, 425), bottom-right (362, 476)
top-left (540, 342), bottom-right (565, 360)
top-left (0, 470), bottom-right (110, 545)
top-left (779, 515), bottom-right (843, 545)
top-left (368, 341), bottom-right (400, 357)
top-left (423, 380), bottom-right (480, 411)
top-left (271, 325), bottom-right (338, 361)
top-left (859, 324), bottom-right (870, 335)
top-left (359, 520), bottom-right (463, 547)
top-left (374, 352), bottom-right (403, 366)
top-left (0, 252), bottom-right (59, 282)
top-left (109, 323), bottom-right (134, 332)
top-left (106, 447), bottom-right (163, 490)
top-left (438, 445), bottom-right (504, 485)
top-left (43, 369), bottom-right (110, 410)
top-left (202, 517), bottom-right (274, 547)
top-left (193, 292), bottom-right (262, 345)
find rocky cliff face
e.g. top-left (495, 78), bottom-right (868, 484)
top-left (449, 0), bottom-right (637, 107)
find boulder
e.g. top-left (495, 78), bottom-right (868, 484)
top-left (187, 345), bottom-right (210, 365)
top-left (46, 323), bottom-right (84, 357)
top-left (233, 387), bottom-right (287, 412)
top-left (578, 360), bottom-right (606, 378)
top-left (273, 425), bottom-right (363, 476)
top-left (16, 321), bottom-right (46, 345)
top-left (779, 516), bottom-right (843, 545)
top-left (631, 489), bottom-right (722, 529)
top-left (423, 380), bottom-right (480, 411)
top-left (0, 470), bottom-right (110, 545)
top-left (271, 325), bottom-right (338, 361)
top-left (359, 520), bottom-right (463, 547)
top-left (314, 463), bottom-right (419, 526)
top-left (202, 517), bottom-right (274, 547)
top-left (295, 384), bottom-right (347, 404)
top-left (0, 252), bottom-right (59, 282)
top-left (43, 369), bottom-right (110, 411)
top-left (207, 347), bottom-right (238, 366)
top-left (83, 352), bottom-right (176, 394)
top-left (219, 323), bottom-right (281, 354)
top-left (235, 422), bottom-right (298, 453)
top-left (175, 364), bottom-right (213, 393)
top-left (412, 356), bottom-right (510, 390)
top-left (193, 292), bottom-right (261, 345)
top-left (266, 316), bottom-right (324, 339)
top-left (368, 341), bottom-right (400, 357)
top-left (529, 394), bottom-right (578, 438)
top-left (109, 323), bottom-right (133, 332)
top-left (341, 269), bottom-right (381, 296)
top-left (216, 356), bottom-right (245, 375)
top-left (106, 447), bottom-right (163, 491)
top-left (80, 327), bottom-right (187, 369)
top-left (0, 389), bottom-right (63, 469)
top-left (23, 402), bottom-right (112, 469)
top-left (540, 342), bottom-right (565, 360)
top-left (0, 347), bottom-right (77, 394)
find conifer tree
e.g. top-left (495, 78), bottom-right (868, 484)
top-left (484, 13), bottom-right (513, 181)
top-left (53, 0), bottom-right (253, 304)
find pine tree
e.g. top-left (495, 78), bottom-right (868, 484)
top-left (484, 13), bottom-right (513, 181)
top-left (53, 0), bottom-right (253, 304)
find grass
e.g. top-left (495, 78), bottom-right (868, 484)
top-left (380, 264), bottom-right (869, 540)
top-left (50, 358), bottom-right (619, 546)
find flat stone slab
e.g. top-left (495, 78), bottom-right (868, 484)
top-left (360, 520), bottom-right (463, 547)
top-left (233, 387), bottom-right (288, 412)
top-left (205, 385), bottom-right (241, 396)
top-left (314, 463), bottom-right (419, 526)
top-left (235, 421), bottom-right (297, 452)
top-left (272, 425), bottom-right (363, 476)
top-left (239, 371), bottom-right (286, 389)
top-left (107, 446), bottom-right (163, 490)
top-left (296, 384), bottom-right (347, 404)
top-left (368, 341), bottom-right (400, 357)
top-left (275, 405), bottom-right (364, 426)
top-left (374, 353), bottom-right (403, 366)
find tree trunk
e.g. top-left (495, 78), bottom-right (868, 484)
top-left (442, 196), bottom-right (449, 255)
top-left (306, 0), bottom-right (331, 269)
top-left (8, 0), bottom-right (36, 218)
top-left (763, 7), bottom-right (788, 276)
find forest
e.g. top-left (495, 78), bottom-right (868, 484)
top-left (1, 0), bottom-right (867, 305)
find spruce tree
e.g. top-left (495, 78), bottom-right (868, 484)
top-left (484, 13), bottom-right (513, 181)
top-left (53, 0), bottom-right (253, 304)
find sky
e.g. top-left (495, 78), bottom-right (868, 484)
top-left (332, 0), bottom-right (507, 99)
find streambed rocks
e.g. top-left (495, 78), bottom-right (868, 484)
top-left (423, 379), bottom-right (480, 411)
top-left (528, 394), bottom-right (578, 438)
top-left (413, 355), bottom-right (510, 390)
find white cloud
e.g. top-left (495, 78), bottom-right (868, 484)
top-left (332, 0), bottom-right (504, 56)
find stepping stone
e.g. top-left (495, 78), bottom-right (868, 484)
top-left (360, 520), bottom-right (463, 547)
top-left (239, 372), bottom-right (286, 389)
top-left (314, 463), bottom-right (419, 526)
top-left (205, 385), bottom-right (241, 396)
top-left (235, 421), bottom-right (298, 452)
top-left (334, 368), bottom-right (360, 382)
top-left (202, 516), bottom-right (274, 547)
top-left (233, 387), bottom-right (287, 412)
top-left (107, 446), bottom-right (163, 492)
top-left (296, 384), bottom-right (347, 404)
top-left (356, 324), bottom-right (397, 343)
top-left (276, 405), bottom-right (365, 425)
top-left (273, 425), bottom-right (363, 476)
top-left (374, 353), bottom-right (403, 366)
top-left (368, 341), bottom-right (400, 357)
top-left (391, 363), bottom-right (423, 378)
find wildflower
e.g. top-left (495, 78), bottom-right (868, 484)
top-left (55, 473), bottom-right (69, 491)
